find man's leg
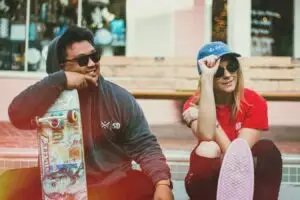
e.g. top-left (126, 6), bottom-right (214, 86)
top-left (185, 142), bottom-right (222, 200)
top-left (88, 170), bottom-right (154, 200)
top-left (115, 170), bottom-right (154, 200)
top-left (0, 167), bottom-right (41, 200)
top-left (252, 139), bottom-right (282, 200)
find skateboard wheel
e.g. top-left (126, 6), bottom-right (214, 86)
top-left (67, 110), bottom-right (77, 123)
top-left (50, 119), bottom-right (60, 129)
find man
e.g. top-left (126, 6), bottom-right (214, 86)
top-left (0, 26), bottom-right (173, 200)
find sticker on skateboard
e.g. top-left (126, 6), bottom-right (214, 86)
top-left (35, 90), bottom-right (88, 200)
top-left (216, 138), bottom-right (254, 200)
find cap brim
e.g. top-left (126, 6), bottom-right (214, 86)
top-left (197, 52), bottom-right (241, 75)
top-left (219, 52), bottom-right (241, 58)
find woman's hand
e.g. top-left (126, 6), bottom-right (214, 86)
top-left (182, 103), bottom-right (199, 126)
top-left (198, 55), bottom-right (220, 76)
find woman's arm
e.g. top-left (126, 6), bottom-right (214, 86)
top-left (215, 122), bottom-right (231, 153)
top-left (194, 56), bottom-right (220, 141)
top-left (189, 119), bottom-right (231, 153)
top-left (196, 75), bottom-right (216, 141)
top-left (238, 128), bottom-right (261, 148)
top-left (238, 91), bottom-right (267, 148)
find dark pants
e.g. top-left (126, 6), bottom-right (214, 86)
top-left (0, 167), bottom-right (154, 200)
top-left (185, 139), bottom-right (283, 200)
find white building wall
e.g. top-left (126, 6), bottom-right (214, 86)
top-left (126, 0), bottom-right (205, 57)
top-left (227, 0), bottom-right (252, 56)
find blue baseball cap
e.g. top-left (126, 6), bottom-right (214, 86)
top-left (196, 41), bottom-right (241, 74)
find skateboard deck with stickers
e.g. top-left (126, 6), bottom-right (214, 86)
top-left (216, 138), bottom-right (254, 200)
top-left (35, 89), bottom-right (88, 200)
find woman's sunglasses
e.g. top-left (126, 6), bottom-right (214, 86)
top-left (65, 51), bottom-right (101, 67)
top-left (215, 63), bottom-right (239, 78)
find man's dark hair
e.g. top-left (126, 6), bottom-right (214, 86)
top-left (56, 26), bottom-right (95, 64)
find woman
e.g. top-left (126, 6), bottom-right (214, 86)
top-left (182, 41), bottom-right (282, 200)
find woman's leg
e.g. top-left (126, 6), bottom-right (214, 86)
top-left (252, 139), bottom-right (282, 200)
top-left (185, 141), bottom-right (222, 200)
top-left (0, 167), bottom-right (41, 200)
top-left (185, 139), bottom-right (282, 200)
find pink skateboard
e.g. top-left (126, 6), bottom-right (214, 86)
top-left (216, 138), bottom-right (254, 200)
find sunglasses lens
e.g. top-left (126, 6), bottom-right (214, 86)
top-left (215, 67), bottom-right (224, 78)
top-left (90, 51), bottom-right (101, 63)
top-left (77, 56), bottom-right (89, 67)
top-left (214, 63), bottom-right (239, 78)
top-left (74, 51), bottom-right (101, 67)
top-left (227, 64), bottom-right (239, 73)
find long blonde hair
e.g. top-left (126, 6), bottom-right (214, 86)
top-left (194, 56), bottom-right (245, 120)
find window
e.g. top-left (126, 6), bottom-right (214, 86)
top-left (251, 0), bottom-right (294, 56)
top-left (0, 0), bottom-right (27, 71)
top-left (211, 0), bottom-right (227, 43)
top-left (0, 0), bottom-right (126, 72)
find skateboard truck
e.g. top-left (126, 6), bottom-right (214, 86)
top-left (35, 110), bottom-right (78, 128)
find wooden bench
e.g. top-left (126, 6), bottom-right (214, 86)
top-left (100, 56), bottom-right (300, 101)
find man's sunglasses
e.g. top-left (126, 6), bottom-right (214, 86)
top-left (215, 63), bottom-right (239, 78)
top-left (65, 51), bottom-right (101, 67)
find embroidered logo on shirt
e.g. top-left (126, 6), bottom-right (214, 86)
top-left (112, 122), bottom-right (121, 130)
top-left (101, 121), bottom-right (110, 129)
top-left (100, 121), bottom-right (121, 130)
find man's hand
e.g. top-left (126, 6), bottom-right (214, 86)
top-left (198, 55), bottom-right (220, 76)
top-left (154, 185), bottom-right (174, 200)
top-left (65, 71), bottom-right (98, 89)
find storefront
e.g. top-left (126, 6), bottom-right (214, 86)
top-left (0, 0), bottom-right (126, 72)
top-left (215, 0), bottom-right (298, 57)
top-left (0, 0), bottom-right (299, 74)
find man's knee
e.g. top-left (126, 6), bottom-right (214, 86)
top-left (0, 167), bottom-right (41, 200)
top-left (195, 141), bottom-right (221, 158)
top-left (0, 167), bottom-right (40, 186)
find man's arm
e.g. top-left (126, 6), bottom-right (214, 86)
top-left (122, 96), bottom-right (171, 185)
top-left (8, 71), bottom-right (67, 130)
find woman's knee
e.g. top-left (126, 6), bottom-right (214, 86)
top-left (195, 141), bottom-right (221, 158)
top-left (252, 139), bottom-right (281, 157)
top-left (252, 139), bottom-right (282, 169)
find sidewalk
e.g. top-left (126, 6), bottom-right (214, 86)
top-left (1, 121), bottom-right (300, 199)
top-left (1, 121), bottom-right (300, 154)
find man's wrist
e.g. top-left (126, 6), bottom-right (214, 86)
top-left (155, 179), bottom-right (173, 190)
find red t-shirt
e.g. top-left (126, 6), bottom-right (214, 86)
top-left (183, 88), bottom-right (269, 141)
